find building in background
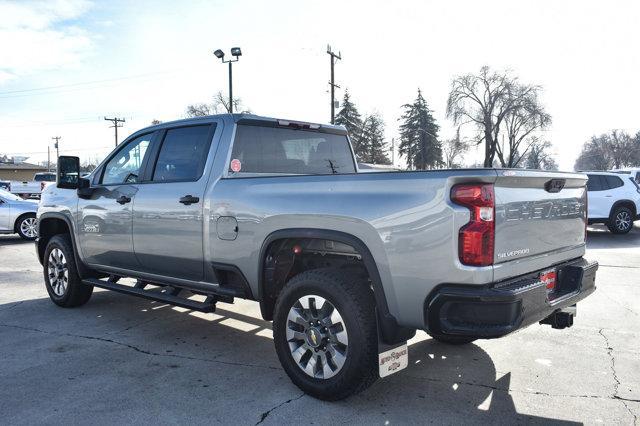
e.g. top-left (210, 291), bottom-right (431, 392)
top-left (0, 161), bottom-right (47, 181)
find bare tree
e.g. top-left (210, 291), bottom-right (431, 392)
top-left (150, 119), bottom-right (162, 125)
top-left (523, 138), bottom-right (557, 170)
top-left (442, 128), bottom-right (469, 168)
top-left (446, 66), bottom-right (547, 168)
top-left (185, 103), bottom-right (214, 117)
top-left (496, 86), bottom-right (551, 167)
top-left (574, 130), bottom-right (640, 170)
top-left (185, 91), bottom-right (248, 118)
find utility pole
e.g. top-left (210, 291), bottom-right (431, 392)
top-left (327, 45), bottom-right (341, 124)
top-left (47, 146), bottom-right (50, 171)
top-left (52, 136), bottom-right (61, 161)
top-left (104, 117), bottom-right (125, 147)
top-left (391, 138), bottom-right (395, 167)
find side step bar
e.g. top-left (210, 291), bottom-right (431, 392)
top-left (82, 278), bottom-right (218, 313)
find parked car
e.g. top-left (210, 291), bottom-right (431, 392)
top-left (0, 181), bottom-right (9, 191)
top-left (8, 171), bottom-right (56, 199)
top-left (611, 168), bottom-right (640, 185)
top-left (585, 171), bottom-right (640, 234)
top-left (37, 114), bottom-right (597, 400)
top-left (0, 188), bottom-right (39, 240)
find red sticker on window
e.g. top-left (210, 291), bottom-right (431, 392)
top-left (230, 159), bottom-right (242, 172)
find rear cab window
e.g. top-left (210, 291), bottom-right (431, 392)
top-left (34, 174), bottom-right (56, 182)
top-left (228, 124), bottom-right (355, 176)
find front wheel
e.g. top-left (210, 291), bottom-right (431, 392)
top-left (273, 268), bottom-right (378, 401)
top-left (607, 206), bottom-right (634, 234)
top-left (16, 215), bottom-right (38, 240)
top-left (44, 234), bottom-right (93, 307)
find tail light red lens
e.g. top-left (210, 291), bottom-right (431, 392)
top-left (41, 182), bottom-right (46, 191)
top-left (451, 183), bottom-right (495, 266)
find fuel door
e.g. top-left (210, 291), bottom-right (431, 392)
top-left (216, 216), bottom-right (238, 241)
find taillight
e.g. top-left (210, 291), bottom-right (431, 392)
top-left (451, 183), bottom-right (495, 266)
top-left (41, 182), bottom-right (45, 191)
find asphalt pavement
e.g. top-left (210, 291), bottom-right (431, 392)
top-left (0, 225), bottom-right (638, 425)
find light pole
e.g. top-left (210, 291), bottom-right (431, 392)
top-left (213, 47), bottom-right (242, 113)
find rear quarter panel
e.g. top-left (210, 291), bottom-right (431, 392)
top-left (207, 169), bottom-right (497, 328)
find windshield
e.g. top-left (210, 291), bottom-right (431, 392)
top-left (0, 188), bottom-right (23, 201)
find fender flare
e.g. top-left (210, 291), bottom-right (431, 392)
top-left (37, 212), bottom-right (93, 278)
top-left (258, 228), bottom-right (414, 344)
top-left (609, 199), bottom-right (637, 219)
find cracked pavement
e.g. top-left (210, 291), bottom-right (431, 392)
top-left (1, 224), bottom-right (639, 424)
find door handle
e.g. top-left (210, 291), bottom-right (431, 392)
top-left (179, 195), bottom-right (200, 205)
top-left (116, 195), bottom-right (131, 205)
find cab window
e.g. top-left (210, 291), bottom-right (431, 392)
top-left (151, 125), bottom-right (214, 182)
top-left (101, 134), bottom-right (152, 185)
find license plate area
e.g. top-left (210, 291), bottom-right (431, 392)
top-left (540, 268), bottom-right (557, 298)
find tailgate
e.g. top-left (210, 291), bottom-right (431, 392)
top-left (493, 170), bottom-right (587, 265)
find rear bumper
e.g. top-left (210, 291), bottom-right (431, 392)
top-left (424, 258), bottom-right (598, 339)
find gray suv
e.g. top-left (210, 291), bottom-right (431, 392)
top-left (37, 114), bottom-right (598, 400)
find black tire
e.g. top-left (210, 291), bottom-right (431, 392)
top-left (16, 214), bottom-right (38, 240)
top-left (607, 206), bottom-right (634, 234)
top-left (273, 268), bottom-right (378, 401)
top-left (43, 234), bottom-right (93, 307)
top-left (428, 333), bottom-right (476, 345)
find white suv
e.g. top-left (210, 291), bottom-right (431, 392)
top-left (586, 172), bottom-right (640, 234)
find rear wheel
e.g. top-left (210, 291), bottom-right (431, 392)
top-left (428, 333), bottom-right (476, 345)
top-left (273, 268), bottom-right (378, 400)
top-left (16, 215), bottom-right (37, 240)
top-left (43, 234), bottom-right (93, 307)
top-left (607, 206), bottom-right (634, 234)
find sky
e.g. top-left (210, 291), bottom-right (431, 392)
top-left (0, 0), bottom-right (639, 171)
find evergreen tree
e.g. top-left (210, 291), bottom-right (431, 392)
top-left (360, 113), bottom-right (391, 164)
top-left (334, 89), bottom-right (365, 158)
top-left (398, 89), bottom-right (442, 170)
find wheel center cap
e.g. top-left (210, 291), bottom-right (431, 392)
top-left (306, 327), bottom-right (323, 348)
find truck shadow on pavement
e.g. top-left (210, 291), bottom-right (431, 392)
top-left (0, 235), bottom-right (33, 246)
top-left (0, 291), bottom-right (579, 424)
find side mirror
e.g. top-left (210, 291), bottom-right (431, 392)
top-left (57, 156), bottom-right (80, 189)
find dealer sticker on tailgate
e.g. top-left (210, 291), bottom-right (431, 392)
top-left (378, 343), bottom-right (408, 378)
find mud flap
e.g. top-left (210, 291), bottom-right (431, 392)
top-left (377, 321), bottom-right (408, 378)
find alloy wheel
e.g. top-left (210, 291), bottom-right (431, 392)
top-left (615, 211), bottom-right (632, 232)
top-left (286, 295), bottom-right (349, 379)
top-left (47, 248), bottom-right (68, 297)
top-left (20, 217), bottom-right (37, 238)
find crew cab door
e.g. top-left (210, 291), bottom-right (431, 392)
top-left (78, 132), bottom-right (155, 270)
top-left (132, 123), bottom-right (218, 281)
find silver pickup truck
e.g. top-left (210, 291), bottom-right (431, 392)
top-left (37, 114), bottom-right (597, 400)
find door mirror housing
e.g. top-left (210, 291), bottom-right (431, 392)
top-left (57, 156), bottom-right (80, 189)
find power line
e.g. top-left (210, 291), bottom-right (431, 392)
top-left (0, 70), bottom-right (181, 99)
top-left (104, 117), bottom-right (126, 147)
